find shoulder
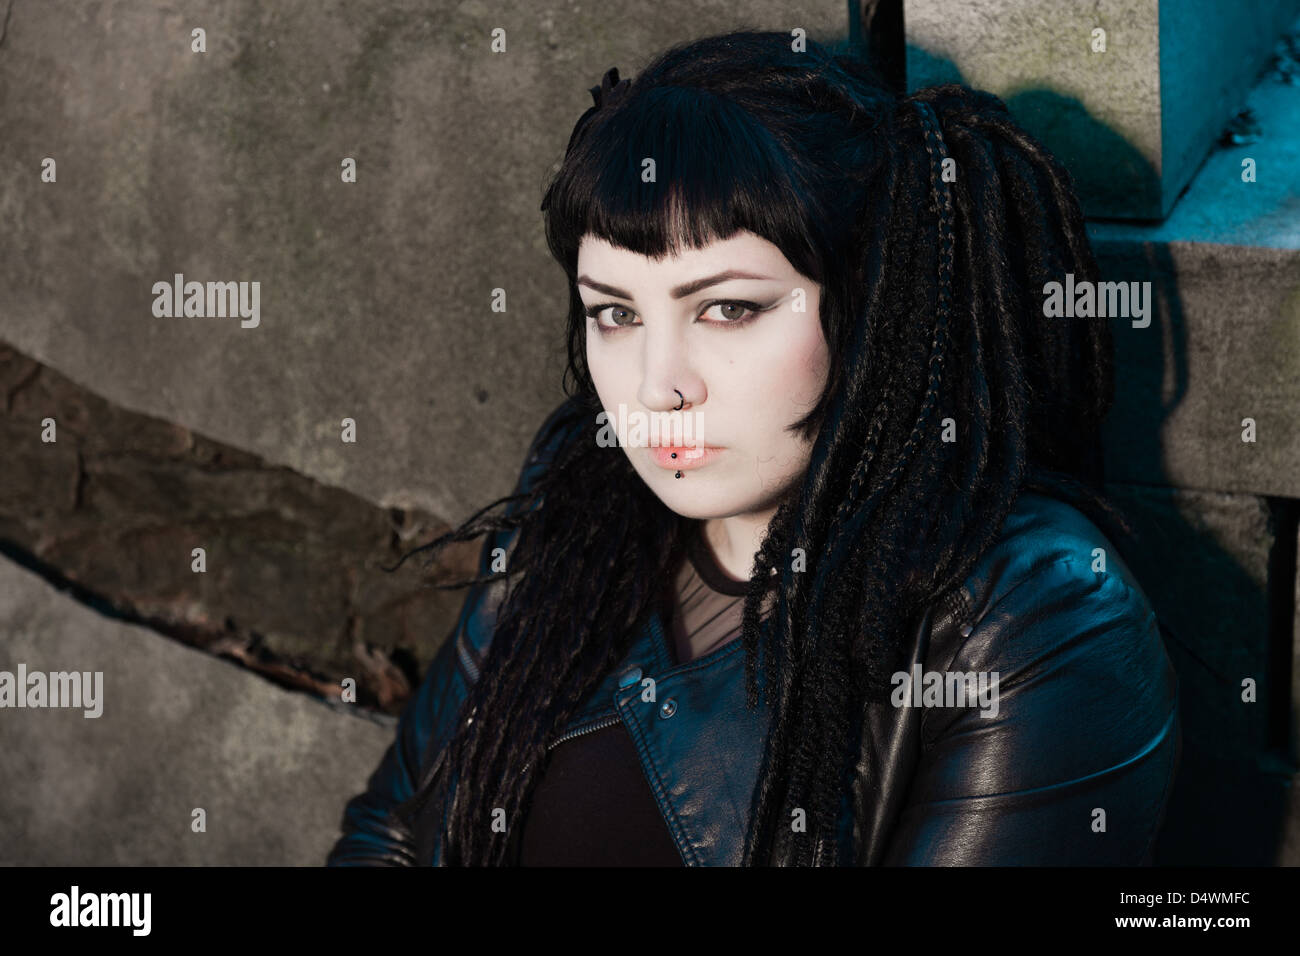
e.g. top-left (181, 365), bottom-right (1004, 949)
top-left (951, 489), bottom-right (1151, 641)
top-left (898, 490), bottom-right (1180, 863)
top-left (940, 490), bottom-right (1169, 697)
top-left (929, 487), bottom-right (1178, 780)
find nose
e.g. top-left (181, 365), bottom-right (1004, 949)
top-left (636, 324), bottom-right (704, 412)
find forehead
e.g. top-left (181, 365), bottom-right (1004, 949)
top-left (576, 230), bottom-right (793, 281)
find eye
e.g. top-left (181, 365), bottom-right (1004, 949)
top-left (584, 304), bottom-right (639, 332)
top-left (699, 300), bottom-right (762, 326)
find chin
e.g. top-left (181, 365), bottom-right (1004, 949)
top-left (659, 498), bottom-right (724, 521)
top-left (648, 481), bottom-right (748, 521)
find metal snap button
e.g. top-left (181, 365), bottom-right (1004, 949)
top-left (618, 666), bottom-right (642, 689)
top-left (659, 698), bottom-right (677, 719)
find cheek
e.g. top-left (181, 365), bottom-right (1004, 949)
top-left (751, 317), bottom-right (829, 405)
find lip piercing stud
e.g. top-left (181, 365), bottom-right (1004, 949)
top-left (675, 471), bottom-right (682, 478)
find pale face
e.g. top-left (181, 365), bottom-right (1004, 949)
top-left (577, 230), bottom-right (830, 524)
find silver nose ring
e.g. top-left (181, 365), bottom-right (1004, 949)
top-left (673, 389), bottom-right (684, 411)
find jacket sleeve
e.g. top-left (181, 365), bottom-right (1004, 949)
top-left (881, 554), bottom-right (1181, 865)
top-left (325, 627), bottom-right (465, 865)
top-left (325, 399), bottom-right (581, 866)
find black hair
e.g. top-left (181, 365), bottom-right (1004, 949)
top-left (395, 30), bottom-right (1133, 865)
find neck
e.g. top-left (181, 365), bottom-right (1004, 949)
top-left (701, 506), bottom-right (779, 582)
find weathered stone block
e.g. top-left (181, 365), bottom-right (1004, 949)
top-left (907, 0), bottom-right (1300, 219)
top-left (1091, 65), bottom-right (1300, 498)
top-left (0, 343), bottom-right (481, 715)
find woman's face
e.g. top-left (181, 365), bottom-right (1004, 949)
top-left (578, 229), bottom-right (830, 520)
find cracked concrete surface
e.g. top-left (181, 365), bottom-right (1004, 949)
top-left (0, 554), bottom-right (395, 865)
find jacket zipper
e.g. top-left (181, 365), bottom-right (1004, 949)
top-left (462, 602), bottom-right (661, 769)
top-left (545, 712), bottom-right (622, 749)
top-left (520, 712), bottom-right (623, 776)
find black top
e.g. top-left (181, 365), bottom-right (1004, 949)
top-left (512, 523), bottom-right (752, 866)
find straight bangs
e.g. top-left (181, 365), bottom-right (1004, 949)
top-left (542, 84), bottom-right (828, 284)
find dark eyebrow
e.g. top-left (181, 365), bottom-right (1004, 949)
top-left (576, 269), bottom-right (774, 301)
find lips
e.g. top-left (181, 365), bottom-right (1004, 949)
top-left (650, 445), bottom-right (723, 470)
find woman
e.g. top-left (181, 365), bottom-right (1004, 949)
top-left (327, 30), bottom-right (1179, 867)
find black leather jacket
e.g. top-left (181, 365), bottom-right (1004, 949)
top-left (327, 404), bottom-right (1180, 866)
